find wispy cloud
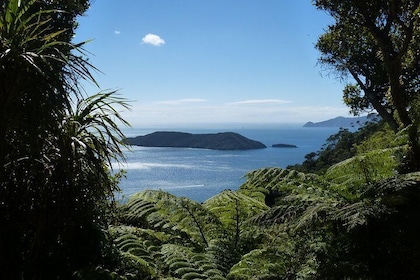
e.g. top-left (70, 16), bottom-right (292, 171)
top-left (114, 30), bottom-right (121, 35)
top-left (157, 99), bottom-right (207, 105)
top-left (121, 101), bottom-right (350, 126)
top-left (141, 33), bottom-right (165, 46)
top-left (227, 99), bottom-right (291, 105)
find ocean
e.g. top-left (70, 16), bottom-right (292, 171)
top-left (114, 124), bottom-right (341, 202)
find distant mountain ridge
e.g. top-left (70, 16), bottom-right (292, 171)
top-left (303, 115), bottom-right (379, 128)
top-left (125, 131), bottom-right (267, 150)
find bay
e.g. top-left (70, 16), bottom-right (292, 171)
top-left (114, 124), bottom-right (340, 202)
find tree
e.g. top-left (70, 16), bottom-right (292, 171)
top-left (288, 122), bottom-right (385, 174)
top-left (0, 0), bottom-right (129, 278)
top-left (313, 0), bottom-right (420, 170)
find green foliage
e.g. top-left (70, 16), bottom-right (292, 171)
top-left (0, 0), bottom-right (130, 278)
top-left (204, 191), bottom-right (269, 272)
top-left (105, 187), bottom-right (279, 278)
top-left (161, 244), bottom-right (225, 280)
top-left (227, 233), bottom-right (323, 280)
top-left (106, 199), bottom-right (229, 279)
top-left (233, 120), bottom-right (420, 278)
top-left (313, 0), bottom-right (420, 169)
top-left (111, 227), bottom-right (162, 278)
top-left (240, 167), bottom-right (321, 207)
top-left (227, 248), bottom-right (289, 280)
top-left (204, 190), bottom-right (268, 243)
top-left (289, 121), bottom-right (392, 174)
top-left (242, 166), bottom-right (420, 278)
top-left (125, 190), bottom-right (223, 248)
top-left (325, 148), bottom-right (400, 187)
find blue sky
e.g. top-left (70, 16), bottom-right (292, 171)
top-left (75, 0), bottom-right (352, 126)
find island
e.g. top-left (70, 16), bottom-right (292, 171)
top-left (125, 131), bottom-right (267, 150)
top-left (303, 115), bottom-right (379, 128)
top-left (272, 143), bottom-right (297, 148)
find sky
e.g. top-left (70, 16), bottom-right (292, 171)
top-left (75, 0), bottom-right (353, 127)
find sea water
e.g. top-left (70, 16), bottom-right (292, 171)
top-left (114, 124), bottom-right (340, 202)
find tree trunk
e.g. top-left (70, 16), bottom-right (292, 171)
top-left (387, 60), bottom-right (412, 128)
top-left (348, 69), bottom-right (399, 131)
top-left (365, 90), bottom-right (399, 132)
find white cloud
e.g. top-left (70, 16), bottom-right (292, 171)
top-left (227, 99), bottom-right (291, 105)
top-left (114, 30), bottom-right (121, 35)
top-left (141, 33), bottom-right (165, 46)
top-left (157, 99), bottom-right (207, 105)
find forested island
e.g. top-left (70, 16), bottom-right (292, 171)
top-left (125, 131), bottom-right (266, 150)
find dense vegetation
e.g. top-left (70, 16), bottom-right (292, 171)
top-left (1, 0), bottom-right (420, 279)
top-left (0, 0), bottom-right (129, 278)
top-left (287, 120), bottom-right (389, 174)
top-left (314, 0), bottom-right (420, 170)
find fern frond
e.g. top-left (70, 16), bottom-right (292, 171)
top-left (204, 190), bottom-right (268, 252)
top-left (204, 190), bottom-right (268, 226)
top-left (120, 252), bottom-right (157, 277)
top-left (251, 204), bottom-right (306, 227)
top-left (127, 190), bottom-right (223, 248)
top-left (124, 199), bottom-right (156, 225)
top-left (325, 147), bottom-right (401, 187)
top-left (331, 200), bottom-right (384, 230)
top-left (112, 231), bottom-right (159, 277)
top-left (362, 172), bottom-right (420, 206)
top-left (161, 244), bottom-right (225, 280)
top-left (242, 168), bottom-right (318, 191)
top-left (227, 248), bottom-right (286, 279)
top-left (239, 168), bottom-right (322, 207)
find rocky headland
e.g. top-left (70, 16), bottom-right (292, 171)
top-left (303, 115), bottom-right (379, 128)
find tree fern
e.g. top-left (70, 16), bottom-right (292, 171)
top-left (202, 190), bottom-right (268, 273)
top-left (226, 233), bottom-right (321, 280)
top-left (244, 167), bottom-right (333, 230)
top-left (125, 190), bottom-right (222, 248)
top-left (289, 172), bottom-right (420, 233)
top-left (110, 226), bottom-right (163, 278)
top-left (240, 167), bottom-right (321, 207)
top-left (325, 147), bottom-right (401, 187)
top-left (161, 244), bottom-right (225, 280)
top-left (204, 190), bottom-right (268, 246)
top-left (242, 168), bottom-right (318, 192)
